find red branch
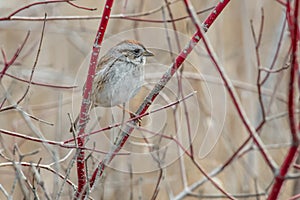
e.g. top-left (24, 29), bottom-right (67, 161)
top-left (182, 0), bottom-right (279, 177)
top-left (88, 0), bottom-right (231, 191)
top-left (0, 0), bottom-right (95, 21)
top-left (4, 73), bottom-right (76, 89)
top-left (267, 1), bottom-right (299, 199)
top-left (0, 128), bottom-right (130, 156)
top-left (75, 0), bottom-right (114, 199)
top-left (182, 1), bottom-right (235, 198)
top-left (1, 7), bottom-right (214, 22)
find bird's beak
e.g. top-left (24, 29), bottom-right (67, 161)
top-left (143, 49), bottom-right (154, 57)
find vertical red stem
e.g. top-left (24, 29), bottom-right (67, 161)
top-left (75, 0), bottom-right (114, 198)
top-left (267, 1), bottom-right (299, 199)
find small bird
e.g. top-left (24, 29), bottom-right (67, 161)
top-left (71, 40), bottom-right (154, 131)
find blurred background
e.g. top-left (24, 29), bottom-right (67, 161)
top-left (0, 0), bottom-right (296, 199)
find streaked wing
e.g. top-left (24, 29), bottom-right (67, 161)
top-left (96, 54), bottom-right (112, 72)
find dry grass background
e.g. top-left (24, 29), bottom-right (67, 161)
top-left (0, 0), bottom-right (297, 199)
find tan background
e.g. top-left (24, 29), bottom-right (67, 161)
top-left (0, 0), bottom-right (296, 199)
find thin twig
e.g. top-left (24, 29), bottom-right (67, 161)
top-left (65, 92), bottom-right (195, 144)
top-left (17, 14), bottom-right (47, 105)
top-left (4, 73), bottom-right (76, 89)
top-left (0, 31), bottom-right (30, 79)
top-left (5, 7), bottom-right (214, 23)
top-left (0, 0), bottom-right (74, 20)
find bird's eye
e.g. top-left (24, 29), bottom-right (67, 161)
top-left (133, 49), bottom-right (141, 55)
